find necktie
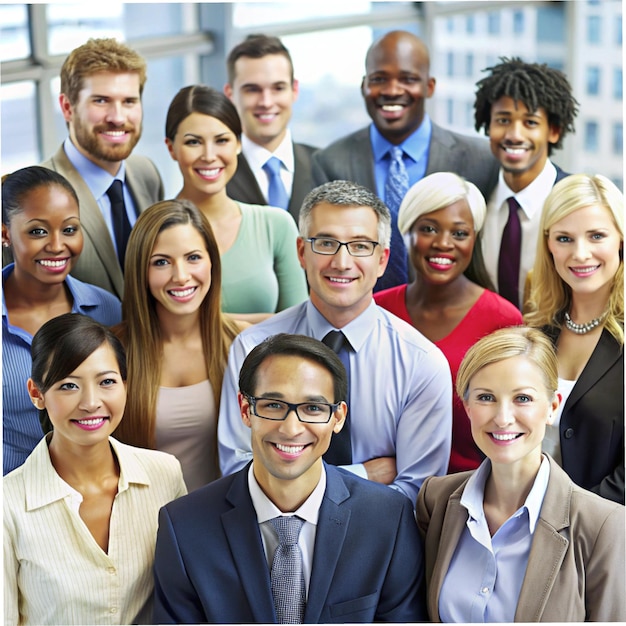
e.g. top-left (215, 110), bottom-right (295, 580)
top-left (263, 156), bottom-right (290, 210)
top-left (106, 179), bottom-right (132, 269)
top-left (270, 516), bottom-right (306, 624)
top-left (321, 330), bottom-right (352, 465)
top-left (377, 146), bottom-right (409, 292)
top-left (497, 196), bottom-right (522, 309)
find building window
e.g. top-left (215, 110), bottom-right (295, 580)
top-left (465, 53), bottom-right (474, 77)
top-left (586, 66), bottom-right (601, 95)
top-left (585, 121), bottom-right (600, 152)
top-left (487, 12), bottom-right (501, 35)
top-left (615, 68), bottom-right (623, 99)
top-left (446, 17), bottom-right (454, 33)
top-left (537, 6), bottom-right (565, 43)
top-left (513, 10), bottom-right (524, 35)
top-left (446, 98), bottom-right (454, 126)
top-left (587, 15), bottom-right (602, 44)
top-left (447, 51), bottom-right (454, 77)
top-left (466, 14), bottom-right (475, 34)
top-left (613, 123), bottom-right (623, 155)
top-left (616, 15), bottom-right (623, 45)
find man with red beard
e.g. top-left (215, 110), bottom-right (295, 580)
top-left (312, 30), bottom-right (498, 293)
top-left (41, 38), bottom-right (163, 298)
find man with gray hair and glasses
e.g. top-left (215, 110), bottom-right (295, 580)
top-left (218, 180), bottom-right (452, 503)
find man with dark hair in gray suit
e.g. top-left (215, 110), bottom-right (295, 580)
top-left (224, 34), bottom-right (317, 223)
top-left (36, 38), bottom-right (163, 299)
top-left (313, 30), bottom-right (498, 291)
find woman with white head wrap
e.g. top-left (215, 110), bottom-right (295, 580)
top-left (375, 172), bottom-right (523, 473)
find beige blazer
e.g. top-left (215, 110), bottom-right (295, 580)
top-left (416, 455), bottom-right (625, 622)
top-left (40, 145), bottom-right (163, 299)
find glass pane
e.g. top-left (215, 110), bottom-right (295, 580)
top-left (1, 81), bottom-right (39, 174)
top-left (0, 4), bottom-right (30, 61)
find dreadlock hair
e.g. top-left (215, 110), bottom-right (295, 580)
top-left (474, 57), bottom-right (578, 155)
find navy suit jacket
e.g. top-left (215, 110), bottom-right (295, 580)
top-left (153, 464), bottom-right (427, 624)
top-left (226, 142), bottom-right (318, 223)
top-left (312, 123), bottom-right (500, 201)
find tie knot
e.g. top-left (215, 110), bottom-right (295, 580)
top-left (322, 330), bottom-right (347, 354)
top-left (263, 156), bottom-right (283, 175)
top-left (270, 516), bottom-right (304, 545)
top-left (507, 196), bottom-right (520, 215)
top-left (106, 179), bottom-right (124, 202)
top-left (390, 146), bottom-right (404, 162)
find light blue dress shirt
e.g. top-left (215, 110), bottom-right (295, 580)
top-left (2, 264), bottom-right (122, 474)
top-left (217, 299), bottom-right (452, 503)
top-left (439, 456), bottom-right (551, 623)
top-left (63, 137), bottom-right (138, 257)
top-left (370, 114), bottom-right (432, 203)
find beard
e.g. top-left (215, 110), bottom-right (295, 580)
top-left (72, 117), bottom-right (142, 163)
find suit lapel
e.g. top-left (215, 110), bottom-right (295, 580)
top-left (424, 124), bottom-right (456, 175)
top-left (228, 154), bottom-right (265, 205)
top-left (222, 471), bottom-right (277, 623)
top-left (304, 467), bottom-right (351, 623)
top-left (289, 143), bottom-right (314, 221)
top-left (515, 457), bottom-right (571, 621)
top-left (352, 128), bottom-right (377, 190)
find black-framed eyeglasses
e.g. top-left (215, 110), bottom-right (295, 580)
top-left (244, 394), bottom-right (340, 423)
top-left (305, 237), bottom-right (380, 257)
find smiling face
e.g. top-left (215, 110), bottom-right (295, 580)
top-left (27, 342), bottom-right (126, 452)
top-left (225, 54), bottom-right (298, 153)
top-left (147, 223), bottom-right (212, 320)
top-left (547, 204), bottom-right (622, 300)
top-left (488, 96), bottom-right (561, 192)
top-left (166, 112), bottom-right (240, 203)
top-left (463, 356), bottom-right (559, 474)
top-left (2, 184), bottom-right (83, 287)
top-left (297, 203), bottom-right (389, 327)
top-left (61, 71), bottom-right (143, 175)
top-left (240, 354), bottom-right (346, 504)
top-left (361, 32), bottom-right (435, 145)
top-left (408, 199), bottom-right (476, 285)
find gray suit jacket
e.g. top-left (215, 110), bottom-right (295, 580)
top-left (226, 142), bottom-right (317, 223)
top-left (416, 455), bottom-right (626, 622)
top-left (312, 123), bottom-right (499, 201)
top-left (39, 145), bottom-right (163, 299)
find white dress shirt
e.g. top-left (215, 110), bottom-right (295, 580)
top-left (482, 160), bottom-right (558, 306)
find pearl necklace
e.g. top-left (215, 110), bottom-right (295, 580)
top-left (564, 310), bottom-right (608, 335)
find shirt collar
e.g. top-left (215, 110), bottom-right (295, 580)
top-left (305, 298), bottom-right (379, 352)
top-left (492, 159), bottom-right (557, 219)
top-left (460, 455), bottom-right (551, 533)
top-left (370, 114), bottom-right (432, 164)
top-left (23, 435), bottom-right (152, 512)
top-left (248, 462), bottom-right (326, 526)
top-left (63, 137), bottom-right (127, 200)
top-left (242, 129), bottom-right (295, 173)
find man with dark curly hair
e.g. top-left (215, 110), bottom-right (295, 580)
top-left (474, 57), bottom-right (579, 310)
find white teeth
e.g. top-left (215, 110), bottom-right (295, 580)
top-left (38, 259), bottom-right (67, 267)
top-left (197, 169), bottom-right (220, 177)
top-left (503, 147), bottom-right (527, 154)
top-left (571, 266), bottom-right (599, 274)
top-left (103, 131), bottom-right (126, 137)
top-left (169, 287), bottom-right (195, 297)
top-left (275, 443), bottom-right (305, 454)
top-left (429, 257), bottom-right (453, 265)
top-left (76, 418), bottom-right (104, 426)
top-left (492, 433), bottom-right (520, 441)
top-left (382, 104), bottom-right (404, 111)
top-left (328, 277), bottom-right (352, 283)
top-left (257, 114), bottom-right (276, 120)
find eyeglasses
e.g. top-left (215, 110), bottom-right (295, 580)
top-left (305, 237), bottom-right (380, 257)
top-left (244, 394), bottom-right (340, 424)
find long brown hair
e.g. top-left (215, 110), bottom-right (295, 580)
top-left (114, 199), bottom-right (240, 447)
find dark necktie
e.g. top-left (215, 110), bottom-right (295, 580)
top-left (269, 516), bottom-right (306, 624)
top-left (262, 156), bottom-right (290, 210)
top-left (321, 330), bottom-right (352, 465)
top-left (106, 179), bottom-right (132, 269)
top-left (377, 146), bottom-right (409, 292)
top-left (497, 196), bottom-right (522, 309)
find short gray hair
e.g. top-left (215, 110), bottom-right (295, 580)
top-left (298, 180), bottom-right (391, 247)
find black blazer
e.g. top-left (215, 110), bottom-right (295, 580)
top-left (544, 325), bottom-right (624, 504)
top-left (226, 142), bottom-right (318, 223)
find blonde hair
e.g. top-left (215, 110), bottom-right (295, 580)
top-left (60, 38), bottom-right (147, 104)
top-left (456, 326), bottom-right (558, 402)
top-left (113, 199), bottom-right (240, 448)
top-left (525, 174), bottom-right (623, 345)
top-left (397, 172), bottom-right (486, 237)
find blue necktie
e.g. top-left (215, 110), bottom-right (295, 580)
top-left (376, 146), bottom-right (409, 292)
top-left (263, 156), bottom-right (290, 210)
top-left (321, 330), bottom-right (352, 465)
top-left (270, 516), bottom-right (306, 624)
top-left (498, 197), bottom-right (522, 309)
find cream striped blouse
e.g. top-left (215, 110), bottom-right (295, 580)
top-left (4, 435), bottom-right (187, 625)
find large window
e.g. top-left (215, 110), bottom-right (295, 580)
top-left (586, 66), bottom-right (601, 96)
top-left (584, 121), bottom-right (600, 152)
